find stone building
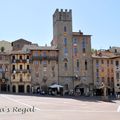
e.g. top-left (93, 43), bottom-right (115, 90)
top-left (109, 47), bottom-right (120, 94)
top-left (30, 46), bottom-right (58, 93)
top-left (0, 40), bottom-right (12, 52)
top-left (12, 38), bottom-right (31, 51)
top-left (52, 9), bottom-right (93, 95)
top-left (0, 9), bottom-right (94, 95)
top-left (0, 52), bottom-right (11, 92)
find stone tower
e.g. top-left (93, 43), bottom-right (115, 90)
top-left (52, 9), bottom-right (74, 89)
top-left (52, 9), bottom-right (93, 95)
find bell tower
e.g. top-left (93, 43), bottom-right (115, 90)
top-left (52, 9), bottom-right (73, 89)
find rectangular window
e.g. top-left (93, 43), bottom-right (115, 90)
top-left (20, 74), bottom-right (23, 82)
top-left (73, 38), bottom-right (77, 44)
top-left (101, 60), bottom-right (104, 64)
top-left (107, 60), bottom-right (109, 66)
top-left (27, 65), bottom-right (29, 70)
top-left (107, 77), bottom-right (110, 85)
top-left (12, 65), bottom-right (15, 71)
top-left (64, 63), bottom-right (68, 70)
top-left (77, 60), bottom-right (79, 71)
top-left (85, 60), bottom-right (87, 70)
top-left (116, 61), bottom-right (119, 66)
top-left (12, 56), bottom-right (15, 60)
top-left (96, 69), bottom-right (99, 77)
top-left (33, 51), bottom-right (38, 56)
top-left (83, 48), bottom-right (86, 53)
top-left (20, 55), bottom-right (22, 60)
top-left (82, 38), bottom-right (86, 53)
top-left (111, 60), bottom-right (113, 64)
top-left (27, 56), bottom-right (29, 59)
top-left (13, 75), bottom-right (15, 79)
top-left (64, 26), bottom-right (67, 32)
top-left (34, 61), bottom-right (39, 65)
top-left (77, 60), bottom-right (79, 68)
top-left (64, 48), bottom-right (68, 55)
top-left (111, 77), bottom-right (114, 82)
top-left (82, 38), bottom-right (86, 48)
top-left (20, 65), bottom-right (22, 70)
top-left (63, 38), bottom-right (67, 46)
top-left (96, 60), bottom-right (99, 67)
top-left (74, 47), bottom-right (77, 55)
top-left (43, 51), bottom-right (47, 57)
top-left (116, 72), bottom-right (119, 79)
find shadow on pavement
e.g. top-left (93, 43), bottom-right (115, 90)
top-left (0, 92), bottom-right (118, 103)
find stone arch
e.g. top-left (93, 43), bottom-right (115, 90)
top-left (12, 85), bottom-right (16, 93)
top-left (26, 85), bottom-right (31, 93)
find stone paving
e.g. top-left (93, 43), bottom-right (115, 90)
top-left (0, 94), bottom-right (120, 120)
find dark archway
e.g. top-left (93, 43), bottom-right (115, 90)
top-left (18, 85), bottom-right (24, 93)
top-left (1, 84), bottom-right (7, 92)
top-left (12, 85), bottom-right (16, 93)
top-left (7, 85), bottom-right (10, 92)
top-left (26, 85), bottom-right (30, 93)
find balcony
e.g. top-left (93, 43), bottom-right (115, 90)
top-left (12, 69), bottom-right (31, 74)
top-left (0, 78), bottom-right (9, 83)
top-left (32, 56), bottom-right (58, 61)
top-left (12, 59), bottom-right (31, 63)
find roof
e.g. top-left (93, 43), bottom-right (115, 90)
top-left (10, 44), bottom-right (59, 54)
top-left (11, 38), bottom-right (32, 45)
top-left (92, 50), bottom-right (116, 59)
top-left (72, 32), bottom-right (91, 36)
top-left (29, 46), bottom-right (59, 51)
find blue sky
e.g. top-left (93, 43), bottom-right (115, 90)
top-left (0, 0), bottom-right (120, 49)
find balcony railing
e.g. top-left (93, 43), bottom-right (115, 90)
top-left (12, 59), bottom-right (31, 63)
top-left (32, 56), bottom-right (58, 61)
top-left (0, 78), bottom-right (9, 83)
top-left (12, 69), bottom-right (31, 73)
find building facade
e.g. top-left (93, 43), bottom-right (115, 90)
top-left (92, 51), bottom-right (115, 95)
top-left (11, 51), bottom-right (31, 93)
top-left (30, 47), bottom-right (59, 93)
top-left (0, 9), bottom-right (119, 96)
top-left (0, 52), bottom-right (11, 92)
top-left (52, 9), bottom-right (93, 95)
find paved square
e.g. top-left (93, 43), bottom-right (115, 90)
top-left (0, 94), bottom-right (120, 120)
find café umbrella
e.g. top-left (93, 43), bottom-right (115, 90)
top-left (49, 84), bottom-right (63, 91)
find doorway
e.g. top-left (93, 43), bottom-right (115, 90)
top-left (18, 85), bottom-right (24, 93)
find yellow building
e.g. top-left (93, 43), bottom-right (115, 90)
top-left (11, 51), bottom-right (31, 93)
top-left (92, 51), bottom-right (115, 95)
